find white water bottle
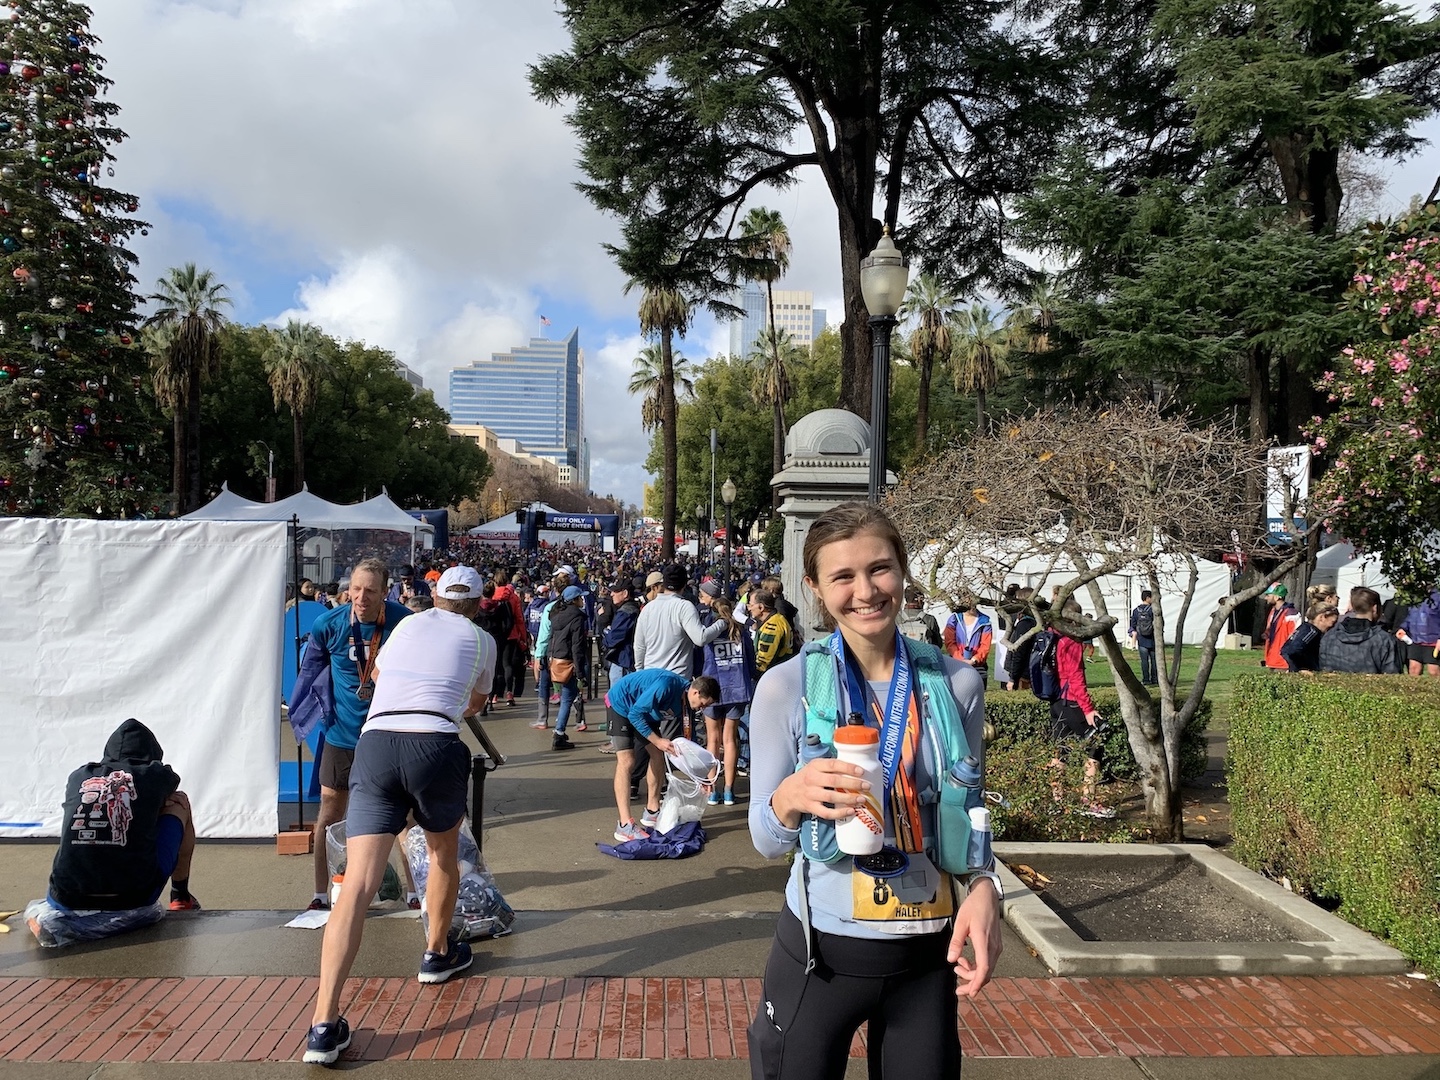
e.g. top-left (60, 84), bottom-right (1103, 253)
top-left (968, 806), bottom-right (993, 869)
top-left (833, 719), bottom-right (884, 856)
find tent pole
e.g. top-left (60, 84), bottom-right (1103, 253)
top-left (292, 514), bottom-right (304, 832)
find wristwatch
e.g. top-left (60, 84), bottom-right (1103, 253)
top-left (965, 869), bottom-right (1004, 900)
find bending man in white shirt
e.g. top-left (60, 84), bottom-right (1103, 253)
top-left (305, 566), bottom-right (495, 1065)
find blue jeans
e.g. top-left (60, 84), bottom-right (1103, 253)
top-left (554, 675), bottom-right (580, 735)
top-left (1138, 644), bottom-right (1157, 685)
top-left (536, 664), bottom-right (552, 724)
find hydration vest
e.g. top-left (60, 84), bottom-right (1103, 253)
top-left (796, 638), bottom-right (982, 875)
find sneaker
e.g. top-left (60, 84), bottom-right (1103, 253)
top-left (640, 806), bottom-right (661, 830)
top-left (418, 940), bottom-right (473, 984)
top-left (549, 693), bottom-right (561, 704)
top-left (306, 896), bottom-right (330, 912)
top-left (723, 788), bottom-right (735, 806)
top-left (598, 744), bottom-right (617, 755)
top-left (303, 1017), bottom-right (352, 1065)
top-left (1082, 802), bottom-right (1117, 819)
top-left (552, 736), bottom-right (576, 751)
top-left (575, 721), bottom-right (588, 732)
top-left (706, 790), bottom-right (720, 806)
top-left (614, 821), bottom-right (650, 843)
top-left (506, 695), bottom-right (516, 707)
top-left (167, 895), bottom-right (201, 912)
top-left (530, 719), bottom-right (548, 730)
top-left (736, 765), bottom-right (749, 778)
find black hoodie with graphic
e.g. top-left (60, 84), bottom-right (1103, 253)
top-left (48, 719), bottom-right (181, 910)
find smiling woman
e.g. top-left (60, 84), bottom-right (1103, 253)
top-left (745, 500), bottom-right (1002, 1080)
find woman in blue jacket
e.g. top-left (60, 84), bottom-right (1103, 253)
top-left (700, 594), bottom-right (756, 806)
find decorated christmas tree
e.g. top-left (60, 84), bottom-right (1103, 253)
top-left (0, 0), bottom-right (162, 517)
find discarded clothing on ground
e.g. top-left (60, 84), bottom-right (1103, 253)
top-left (598, 821), bottom-right (706, 860)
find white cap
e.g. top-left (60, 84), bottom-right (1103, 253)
top-left (436, 565), bottom-right (483, 600)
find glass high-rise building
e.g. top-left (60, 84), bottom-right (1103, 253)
top-left (728, 285), bottom-right (826, 358)
top-left (448, 328), bottom-right (586, 487)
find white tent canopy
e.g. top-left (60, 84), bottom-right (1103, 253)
top-left (184, 483), bottom-right (434, 536)
top-left (1312, 541), bottom-right (1394, 600)
top-left (913, 534), bottom-right (1234, 646)
top-left (467, 502), bottom-right (603, 548)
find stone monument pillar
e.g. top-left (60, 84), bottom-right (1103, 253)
top-left (772, 409), bottom-right (894, 637)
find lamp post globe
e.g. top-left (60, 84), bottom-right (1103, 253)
top-left (859, 227), bottom-right (909, 503)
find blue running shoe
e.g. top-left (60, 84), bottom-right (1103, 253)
top-left (418, 939), bottom-right (473, 984)
top-left (303, 1017), bottom-right (351, 1065)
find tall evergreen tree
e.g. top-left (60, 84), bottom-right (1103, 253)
top-left (531, 1), bottom-right (1069, 423)
top-left (0, 1), bottom-right (163, 517)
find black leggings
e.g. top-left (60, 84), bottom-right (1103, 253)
top-left (748, 907), bottom-right (959, 1080)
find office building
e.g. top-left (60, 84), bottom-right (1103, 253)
top-left (728, 284), bottom-right (827, 358)
top-left (448, 328), bottom-right (587, 489)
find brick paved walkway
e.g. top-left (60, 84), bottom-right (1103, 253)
top-left (2, 974), bottom-right (1439, 1064)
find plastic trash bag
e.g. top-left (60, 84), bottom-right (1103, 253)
top-left (403, 818), bottom-right (514, 942)
top-left (24, 897), bottom-right (165, 948)
top-left (324, 819), bottom-right (405, 905)
top-left (656, 737), bottom-right (718, 834)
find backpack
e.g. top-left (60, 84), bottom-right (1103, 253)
top-left (797, 639), bottom-right (980, 876)
top-left (1028, 628), bottom-right (1062, 702)
top-left (475, 599), bottom-right (512, 644)
top-left (1135, 604), bottom-right (1154, 638)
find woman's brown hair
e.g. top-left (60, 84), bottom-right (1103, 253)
top-left (801, 501), bottom-right (911, 632)
top-left (711, 595), bottom-right (745, 643)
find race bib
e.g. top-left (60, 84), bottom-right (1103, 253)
top-left (850, 852), bottom-right (954, 931)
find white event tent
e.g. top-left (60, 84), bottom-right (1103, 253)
top-left (914, 535), bottom-right (1233, 646)
top-left (467, 502), bottom-right (603, 548)
top-left (1312, 542), bottom-right (1395, 600)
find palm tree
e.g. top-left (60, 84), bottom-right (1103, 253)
top-left (899, 274), bottom-right (958, 452)
top-left (145, 264), bottom-right (231, 514)
top-left (630, 282), bottom-right (692, 560)
top-left (263, 320), bottom-right (327, 492)
top-left (749, 326), bottom-right (799, 490)
top-left (740, 208), bottom-right (791, 507)
top-left (630, 342), bottom-right (694, 432)
top-left (951, 303), bottom-right (1012, 433)
top-left (1006, 274), bottom-right (1065, 407)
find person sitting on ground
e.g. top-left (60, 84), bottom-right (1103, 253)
top-left (39, 719), bottom-right (199, 942)
top-left (606, 668), bottom-right (719, 842)
top-left (1318, 586), bottom-right (1405, 674)
top-left (1281, 600), bottom-right (1340, 673)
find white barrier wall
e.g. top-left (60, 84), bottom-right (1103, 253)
top-left (0, 518), bottom-right (287, 837)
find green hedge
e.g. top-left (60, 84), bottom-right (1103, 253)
top-left (1229, 672), bottom-right (1440, 975)
top-left (984, 688), bottom-right (1211, 784)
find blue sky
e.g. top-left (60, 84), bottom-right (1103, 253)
top-left (95, 1), bottom-right (1439, 505)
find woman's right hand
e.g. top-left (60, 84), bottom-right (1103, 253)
top-left (769, 758), bottom-right (871, 831)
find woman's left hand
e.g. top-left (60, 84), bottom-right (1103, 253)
top-left (948, 878), bottom-right (1002, 998)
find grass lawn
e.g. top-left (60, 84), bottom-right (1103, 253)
top-left (1061, 644), bottom-right (1263, 728)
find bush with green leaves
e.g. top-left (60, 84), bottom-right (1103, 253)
top-left (984, 732), bottom-right (1139, 843)
top-left (985, 689), bottom-right (1211, 785)
top-left (1229, 672), bottom-right (1440, 975)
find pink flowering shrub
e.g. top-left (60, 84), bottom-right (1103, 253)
top-left (1310, 205), bottom-right (1440, 597)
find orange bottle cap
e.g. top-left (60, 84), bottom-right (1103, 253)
top-left (832, 725), bottom-right (879, 746)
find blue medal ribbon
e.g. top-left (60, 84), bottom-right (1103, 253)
top-left (827, 628), bottom-right (912, 817)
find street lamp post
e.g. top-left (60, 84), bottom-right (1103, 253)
top-left (860, 226), bottom-right (910, 503)
top-left (695, 502), bottom-right (705, 555)
top-left (721, 476), bottom-right (737, 592)
top-left (256, 441), bottom-right (275, 502)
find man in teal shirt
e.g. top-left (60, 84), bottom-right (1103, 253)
top-left (302, 556), bottom-right (411, 909)
top-left (606, 668), bottom-right (718, 842)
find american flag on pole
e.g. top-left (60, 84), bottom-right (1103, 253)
top-left (540, 315), bottom-right (552, 326)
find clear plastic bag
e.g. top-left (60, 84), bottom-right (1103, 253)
top-left (23, 897), bottom-right (165, 948)
top-left (656, 737), bottom-right (718, 834)
top-left (324, 819), bottom-right (406, 906)
top-left (402, 819), bottom-right (514, 942)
